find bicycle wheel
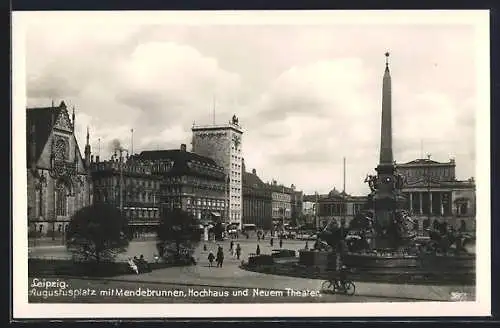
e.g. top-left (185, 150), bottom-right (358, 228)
top-left (321, 280), bottom-right (334, 294)
top-left (344, 281), bottom-right (356, 296)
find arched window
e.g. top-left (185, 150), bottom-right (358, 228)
top-left (54, 137), bottom-right (69, 161)
top-left (56, 184), bottom-right (67, 216)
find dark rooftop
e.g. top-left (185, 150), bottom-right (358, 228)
top-left (243, 171), bottom-right (265, 188)
top-left (26, 101), bottom-right (67, 166)
top-left (136, 149), bottom-right (223, 180)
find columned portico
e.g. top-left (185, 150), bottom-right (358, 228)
top-left (429, 192), bottom-right (433, 215)
top-left (419, 192), bottom-right (423, 214)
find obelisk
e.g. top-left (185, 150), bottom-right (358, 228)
top-left (373, 52), bottom-right (398, 249)
top-left (380, 52), bottom-right (393, 165)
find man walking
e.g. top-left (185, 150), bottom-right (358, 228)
top-left (236, 243), bottom-right (242, 260)
top-left (216, 246), bottom-right (224, 268)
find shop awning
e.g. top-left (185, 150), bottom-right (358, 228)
top-left (211, 212), bottom-right (221, 217)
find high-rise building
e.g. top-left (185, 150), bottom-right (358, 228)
top-left (191, 115), bottom-right (243, 228)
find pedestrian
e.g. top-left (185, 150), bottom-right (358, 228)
top-left (270, 237), bottom-right (274, 247)
top-left (230, 240), bottom-right (234, 252)
top-left (256, 244), bottom-right (261, 256)
top-left (208, 251), bottom-right (215, 267)
top-left (203, 244), bottom-right (207, 251)
top-left (216, 246), bottom-right (224, 268)
top-left (279, 238), bottom-right (283, 248)
top-left (305, 241), bottom-right (309, 250)
top-left (236, 243), bottom-right (241, 260)
top-left (128, 258), bottom-right (139, 275)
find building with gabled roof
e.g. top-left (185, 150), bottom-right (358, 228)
top-left (136, 144), bottom-right (227, 225)
top-left (242, 160), bottom-right (272, 230)
top-left (27, 101), bottom-right (93, 240)
top-left (90, 143), bottom-right (228, 237)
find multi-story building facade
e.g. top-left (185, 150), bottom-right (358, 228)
top-left (242, 162), bottom-right (273, 230)
top-left (90, 153), bottom-right (162, 236)
top-left (313, 157), bottom-right (476, 233)
top-left (290, 187), bottom-right (304, 226)
top-left (302, 194), bottom-right (321, 228)
top-left (316, 189), bottom-right (368, 228)
top-left (267, 181), bottom-right (294, 227)
top-left (396, 157), bottom-right (476, 232)
top-left (136, 144), bottom-right (227, 224)
top-left (27, 101), bottom-right (93, 239)
top-left (191, 115), bottom-right (243, 228)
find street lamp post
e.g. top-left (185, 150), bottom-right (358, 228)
top-left (115, 148), bottom-right (128, 217)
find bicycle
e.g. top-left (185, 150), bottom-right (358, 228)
top-left (321, 278), bottom-right (356, 296)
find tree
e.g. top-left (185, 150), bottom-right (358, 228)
top-left (156, 208), bottom-right (202, 261)
top-left (66, 203), bottom-right (130, 263)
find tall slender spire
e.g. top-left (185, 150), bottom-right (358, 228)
top-left (379, 51), bottom-right (393, 165)
top-left (72, 106), bottom-right (76, 131)
top-left (130, 128), bottom-right (134, 155)
top-left (84, 126), bottom-right (91, 167)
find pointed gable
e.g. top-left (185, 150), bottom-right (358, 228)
top-left (53, 101), bottom-right (73, 132)
top-left (26, 101), bottom-right (75, 167)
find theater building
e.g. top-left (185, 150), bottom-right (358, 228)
top-left (242, 162), bottom-right (272, 230)
top-left (26, 101), bottom-right (93, 239)
top-left (397, 157), bottom-right (476, 232)
top-left (136, 144), bottom-right (227, 224)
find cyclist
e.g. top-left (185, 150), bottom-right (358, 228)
top-left (337, 264), bottom-right (349, 291)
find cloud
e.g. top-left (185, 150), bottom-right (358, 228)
top-left (24, 21), bottom-right (478, 195)
top-left (114, 41), bottom-right (241, 128)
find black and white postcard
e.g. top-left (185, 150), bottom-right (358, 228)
top-left (12, 10), bottom-right (491, 319)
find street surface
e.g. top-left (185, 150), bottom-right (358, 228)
top-left (28, 238), bottom-right (475, 303)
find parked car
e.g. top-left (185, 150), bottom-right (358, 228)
top-left (306, 234), bottom-right (318, 241)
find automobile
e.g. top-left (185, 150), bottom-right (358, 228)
top-left (305, 234), bottom-right (318, 240)
top-left (296, 233), bottom-right (310, 240)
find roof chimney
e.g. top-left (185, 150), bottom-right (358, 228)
top-left (252, 168), bottom-right (256, 175)
top-left (180, 144), bottom-right (187, 152)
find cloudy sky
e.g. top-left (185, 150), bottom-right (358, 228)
top-left (21, 11), bottom-right (484, 196)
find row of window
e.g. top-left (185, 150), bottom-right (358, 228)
top-left (401, 167), bottom-right (454, 179)
top-left (94, 189), bottom-right (158, 204)
top-left (230, 212), bottom-right (241, 220)
top-left (272, 193), bottom-right (291, 202)
top-left (124, 208), bottom-right (160, 219)
top-left (94, 177), bottom-right (160, 189)
top-left (186, 197), bottom-right (226, 207)
top-left (231, 163), bottom-right (242, 171)
top-left (231, 187), bottom-right (241, 194)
